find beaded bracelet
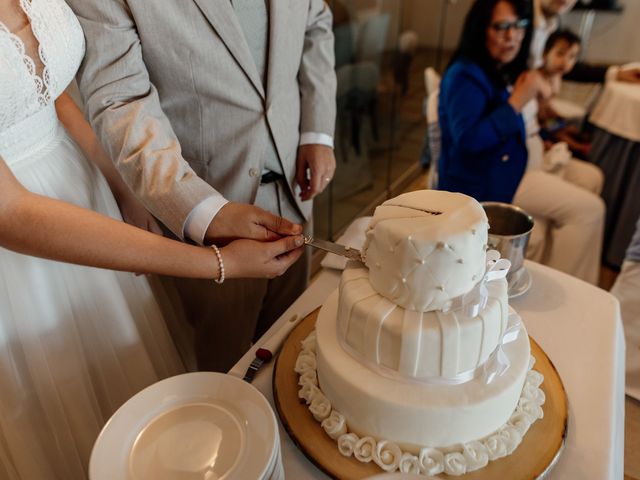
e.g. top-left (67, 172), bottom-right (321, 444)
top-left (211, 244), bottom-right (225, 284)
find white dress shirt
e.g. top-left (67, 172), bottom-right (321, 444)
top-left (183, 134), bottom-right (333, 244)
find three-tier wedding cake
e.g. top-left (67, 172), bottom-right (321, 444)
top-left (295, 190), bottom-right (545, 476)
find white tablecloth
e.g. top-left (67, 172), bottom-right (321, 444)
top-left (590, 63), bottom-right (640, 142)
top-left (229, 260), bottom-right (625, 480)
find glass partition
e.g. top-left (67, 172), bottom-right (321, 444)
top-left (313, 0), bottom-right (472, 241)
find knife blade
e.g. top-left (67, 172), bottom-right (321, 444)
top-left (303, 235), bottom-right (364, 262)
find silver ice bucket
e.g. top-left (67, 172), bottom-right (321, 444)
top-left (481, 202), bottom-right (534, 283)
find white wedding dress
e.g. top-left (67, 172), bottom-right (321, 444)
top-left (0, 1), bottom-right (184, 478)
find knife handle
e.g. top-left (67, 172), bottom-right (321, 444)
top-left (261, 314), bottom-right (300, 355)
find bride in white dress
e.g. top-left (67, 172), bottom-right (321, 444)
top-left (0, 1), bottom-right (186, 477)
top-left (0, 1), bottom-right (304, 478)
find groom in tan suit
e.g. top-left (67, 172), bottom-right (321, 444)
top-left (68, 0), bottom-right (337, 371)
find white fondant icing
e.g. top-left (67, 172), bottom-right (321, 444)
top-left (364, 191), bottom-right (488, 312)
top-left (337, 433), bottom-right (358, 457)
top-left (309, 392), bottom-right (331, 421)
top-left (337, 265), bottom-right (508, 380)
top-left (354, 437), bottom-right (376, 463)
top-left (321, 411), bottom-right (347, 440)
top-left (318, 291), bottom-right (530, 448)
top-left (443, 452), bottom-right (467, 476)
top-left (399, 452), bottom-right (421, 474)
top-left (462, 441), bottom-right (490, 472)
top-left (298, 382), bottom-right (319, 405)
top-left (298, 370), bottom-right (318, 387)
top-left (373, 441), bottom-right (403, 472)
top-left (292, 191), bottom-right (547, 477)
top-left (294, 295), bottom-right (545, 476)
top-left (418, 448), bottom-right (445, 475)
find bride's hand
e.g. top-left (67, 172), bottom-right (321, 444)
top-left (221, 235), bottom-right (305, 279)
top-left (114, 189), bottom-right (163, 235)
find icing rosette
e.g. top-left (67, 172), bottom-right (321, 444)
top-left (337, 433), bottom-right (359, 457)
top-left (321, 411), bottom-right (347, 440)
top-left (508, 411), bottom-right (533, 436)
top-left (298, 382), bottom-right (320, 405)
top-left (418, 447), bottom-right (445, 475)
top-left (462, 440), bottom-right (489, 472)
top-left (294, 351), bottom-right (316, 375)
top-left (354, 437), bottom-right (376, 463)
top-left (373, 440), bottom-right (402, 472)
top-left (298, 370), bottom-right (318, 387)
top-left (309, 392), bottom-right (332, 421)
top-left (518, 397), bottom-right (544, 421)
top-left (300, 331), bottom-right (317, 353)
top-left (398, 453), bottom-right (421, 474)
top-left (526, 369), bottom-right (544, 387)
top-left (499, 425), bottom-right (523, 454)
top-left (484, 433), bottom-right (508, 460)
top-left (522, 382), bottom-right (546, 406)
top-left (443, 451), bottom-right (467, 476)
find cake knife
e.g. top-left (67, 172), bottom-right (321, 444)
top-left (303, 235), bottom-right (364, 262)
top-left (243, 312), bottom-right (305, 383)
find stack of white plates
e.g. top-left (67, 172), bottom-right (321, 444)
top-left (90, 372), bottom-right (283, 480)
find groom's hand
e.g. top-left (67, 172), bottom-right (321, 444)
top-left (205, 202), bottom-right (303, 245)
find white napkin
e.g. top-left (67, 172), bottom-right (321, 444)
top-left (320, 216), bottom-right (372, 270)
top-left (543, 141), bottom-right (571, 174)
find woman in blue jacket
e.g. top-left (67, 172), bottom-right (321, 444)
top-left (438, 0), bottom-right (605, 284)
top-left (438, 0), bottom-right (551, 202)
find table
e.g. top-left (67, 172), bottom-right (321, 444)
top-left (229, 260), bottom-right (625, 480)
top-left (589, 74), bottom-right (640, 268)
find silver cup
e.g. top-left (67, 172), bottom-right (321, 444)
top-left (481, 202), bottom-right (534, 284)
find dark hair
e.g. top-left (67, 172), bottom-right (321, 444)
top-left (448, 0), bottom-right (533, 87)
top-left (544, 29), bottom-right (581, 54)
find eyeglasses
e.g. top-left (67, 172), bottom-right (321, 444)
top-left (490, 19), bottom-right (529, 34)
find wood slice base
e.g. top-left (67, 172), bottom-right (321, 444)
top-left (273, 308), bottom-right (568, 480)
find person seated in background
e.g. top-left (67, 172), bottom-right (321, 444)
top-left (610, 215), bottom-right (640, 399)
top-left (531, 0), bottom-right (640, 84)
top-left (438, 0), bottom-right (605, 284)
top-left (537, 29), bottom-right (592, 159)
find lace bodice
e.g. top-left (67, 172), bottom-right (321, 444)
top-left (0, 0), bottom-right (84, 158)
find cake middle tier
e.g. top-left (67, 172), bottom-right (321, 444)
top-left (320, 289), bottom-right (531, 450)
top-left (338, 265), bottom-right (509, 380)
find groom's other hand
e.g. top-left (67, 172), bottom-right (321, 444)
top-left (296, 144), bottom-right (336, 202)
top-left (205, 202), bottom-right (302, 245)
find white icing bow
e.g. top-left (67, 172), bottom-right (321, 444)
top-left (442, 249), bottom-right (511, 317)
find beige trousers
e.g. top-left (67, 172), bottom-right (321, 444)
top-left (610, 260), bottom-right (640, 399)
top-left (515, 159), bottom-right (605, 284)
top-left (164, 180), bottom-right (310, 372)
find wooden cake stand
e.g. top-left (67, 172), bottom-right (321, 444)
top-left (273, 309), bottom-right (568, 480)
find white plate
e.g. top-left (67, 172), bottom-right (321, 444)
top-left (90, 372), bottom-right (278, 480)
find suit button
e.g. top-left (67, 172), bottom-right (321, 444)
top-left (249, 168), bottom-right (259, 177)
top-left (501, 154), bottom-right (509, 162)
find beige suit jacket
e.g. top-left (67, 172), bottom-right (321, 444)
top-left (68, 0), bottom-right (336, 237)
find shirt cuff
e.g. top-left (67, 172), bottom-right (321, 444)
top-left (606, 66), bottom-right (620, 82)
top-left (299, 132), bottom-right (334, 149)
top-left (183, 193), bottom-right (229, 245)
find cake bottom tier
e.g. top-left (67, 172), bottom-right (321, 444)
top-left (316, 290), bottom-right (531, 450)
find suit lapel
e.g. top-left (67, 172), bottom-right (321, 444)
top-left (192, 0), bottom-right (265, 99)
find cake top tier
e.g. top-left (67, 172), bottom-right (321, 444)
top-left (363, 190), bottom-right (488, 312)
